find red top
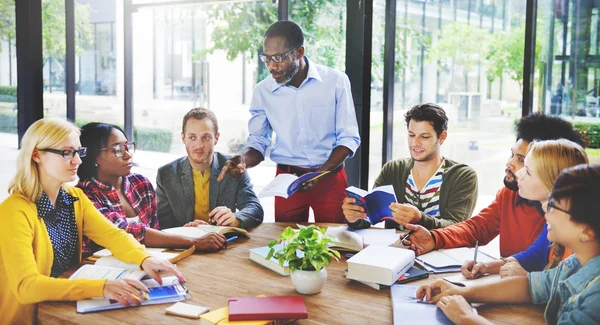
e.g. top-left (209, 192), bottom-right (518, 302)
top-left (432, 187), bottom-right (546, 257)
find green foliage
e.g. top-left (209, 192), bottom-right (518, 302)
top-left (427, 22), bottom-right (488, 91)
top-left (573, 122), bottom-right (600, 149)
top-left (134, 127), bottom-right (172, 153)
top-left (267, 225), bottom-right (340, 272)
top-left (486, 25), bottom-right (541, 89)
top-left (0, 0), bottom-right (16, 50)
top-left (42, 0), bottom-right (93, 60)
top-left (0, 86), bottom-right (17, 97)
top-left (200, 0), bottom-right (347, 81)
top-left (0, 111), bottom-right (17, 133)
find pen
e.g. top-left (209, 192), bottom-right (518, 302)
top-left (401, 230), bottom-right (415, 242)
top-left (473, 240), bottom-right (479, 266)
top-left (226, 236), bottom-right (238, 243)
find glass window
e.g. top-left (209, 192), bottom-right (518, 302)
top-left (0, 0), bottom-right (17, 135)
top-left (75, 0), bottom-right (121, 127)
top-left (368, 0), bottom-right (527, 204)
top-left (536, 0), bottom-right (600, 163)
top-left (43, 0), bottom-right (68, 120)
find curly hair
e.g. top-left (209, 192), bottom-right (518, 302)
top-left (516, 113), bottom-right (583, 145)
top-left (404, 103), bottom-right (448, 137)
top-left (264, 20), bottom-right (304, 49)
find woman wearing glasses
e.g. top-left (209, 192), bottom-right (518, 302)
top-left (77, 123), bottom-right (225, 255)
top-left (0, 118), bottom-right (184, 324)
top-left (461, 139), bottom-right (589, 279)
top-left (417, 140), bottom-right (600, 325)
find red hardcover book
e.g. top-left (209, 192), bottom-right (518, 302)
top-left (228, 296), bottom-right (308, 321)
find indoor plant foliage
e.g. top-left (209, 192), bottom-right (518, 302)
top-left (266, 225), bottom-right (341, 272)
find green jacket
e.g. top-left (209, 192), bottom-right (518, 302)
top-left (349, 158), bottom-right (478, 230)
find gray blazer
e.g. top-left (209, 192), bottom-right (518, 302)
top-left (156, 152), bottom-right (263, 229)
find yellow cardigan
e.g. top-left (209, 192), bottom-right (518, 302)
top-left (0, 186), bottom-right (151, 324)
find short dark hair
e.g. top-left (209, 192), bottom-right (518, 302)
top-left (404, 103), bottom-right (448, 137)
top-left (516, 113), bottom-right (583, 145)
top-left (78, 122), bottom-right (126, 181)
top-left (182, 108), bottom-right (219, 135)
top-left (264, 20), bottom-right (304, 50)
top-left (551, 164), bottom-right (600, 240)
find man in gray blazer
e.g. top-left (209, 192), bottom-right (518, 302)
top-left (156, 108), bottom-right (263, 230)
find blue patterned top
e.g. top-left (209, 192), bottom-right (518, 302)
top-left (36, 189), bottom-right (79, 277)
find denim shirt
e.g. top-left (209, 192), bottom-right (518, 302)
top-left (528, 254), bottom-right (600, 325)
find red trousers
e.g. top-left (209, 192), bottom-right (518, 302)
top-left (275, 165), bottom-right (347, 223)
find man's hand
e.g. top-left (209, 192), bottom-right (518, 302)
top-left (461, 261), bottom-right (488, 279)
top-left (217, 155), bottom-right (246, 182)
top-left (209, 206), bottom-right (239, 227)
top-left (191, 233), bottom-right (226, 252)
top-left (140, 257), bottom-right (186, 285)
top-left (401, 223), bottom-right (435, 256)
top-left (416, 279), bottom-right (464, 303)
top-left (342, 197), bottom-right (367, 223)
top-left (184, 220), bottom-right (209, 227)
top-left (103, 279), bottom-right (149, 306)
top-left (499, 261), bottom-right (528, 278)
top-left (389, 202), bottom-right (422, 225)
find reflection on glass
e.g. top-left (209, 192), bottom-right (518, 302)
top-left (0, 0), bottom-right (17, 134)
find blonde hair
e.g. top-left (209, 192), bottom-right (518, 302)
top-left (526, 139), bottom-right (589, 270)
top-left (527, 139), bottom-right (589, 194)
top-left (8, 118), bottom-right (80, 202)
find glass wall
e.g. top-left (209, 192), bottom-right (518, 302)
top-left (368, 0), bottom-right (527, 203)
top-left (75, 0), bottom-right (122, 127)
top-left (0, 0), bottom-right (17, 134)
top-left (42, 0), bottom-right (67, 120)
top-left (536, 0), bottom-right (600, 162)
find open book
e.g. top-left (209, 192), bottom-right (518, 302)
top-left (258, 171), bottom-right (329, 198)
top-left (76, 276), bottom-right (187, 313)
top-left (443, 274), bottom-right (501, 288)
top-left (345, 185), bottom-right (397, 225)
top-left (162, 224), bottom-right (250, 239)
top-left (91, 246), bottom-right (196, 269)
top-left (324, 226), bottom-right (400, 252)
top-left (415, 247), bottom-right (497, 273)
top-left (69, 264), bottom-right (146, 281)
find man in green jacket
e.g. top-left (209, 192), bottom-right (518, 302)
top-left (343, 103), bottom-right (478, 230)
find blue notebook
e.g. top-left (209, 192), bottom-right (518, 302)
top-left (345, 185), bottom-right (397, 225)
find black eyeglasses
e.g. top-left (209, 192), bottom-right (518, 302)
top-left (259, 46), bottom-right (299, 64)
top-left (547, 197), bottom-right (570, 215)
top-left (99, 141), bottom-right (136, 158)
top-left (40, 147), bottom-right (87, 159)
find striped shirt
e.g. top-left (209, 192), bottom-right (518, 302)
top-left (405, 159), bottom-right (447, 218)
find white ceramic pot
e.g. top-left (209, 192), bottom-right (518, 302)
top-left (290, 268), bottom-right (328, 295)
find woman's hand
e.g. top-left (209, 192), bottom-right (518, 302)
top-left (184, 220), bottom-right (208, 227)
top-left (103, 279), bottom-right (148, 306)
top-left (499, 261), bottom-right (528, 278)
top-left (461, 261), bottom-right (488, 279)
top-left (416, 279), bottom-right (464, 303)
top-left (437, 295), bottom-right (490, 325)
top-left (140, 257), bottom-right (186, 285)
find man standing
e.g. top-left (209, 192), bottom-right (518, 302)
top-left (343, 103), bottom-right (478, 230)
top-left (402, 113), bottom-right (584, 257)
top-left (220, 20), bottom-right (360, 223)
top-left (156, 108), bottom-right (263, 230)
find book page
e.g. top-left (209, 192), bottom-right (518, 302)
top-left (325, 226), bottom-right (363, 251)
top-left (351, 228), bottom-right (399, 247)
top-left (196, 225), bottom-right (250, 237)
top-left (416, 250), bottom-right (463, 268)
top-left (258, 174), bottom-right (298, 198)
top-left (69, 264), bottom-right (145, 281)
top-left (162, 226), bottom-right (210, 239)
top-left (443, 274), bottom-right (501, 288)
top-left (440, 247), bottom-right (496, 265)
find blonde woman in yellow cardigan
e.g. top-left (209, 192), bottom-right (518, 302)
top-left (0, 118), bottom-right (185, 324)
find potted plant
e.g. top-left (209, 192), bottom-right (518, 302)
top-left (267, 225), bottom-right (340, 295)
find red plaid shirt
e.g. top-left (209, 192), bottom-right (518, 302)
top-left (77, 173), bottom-right (160, 254)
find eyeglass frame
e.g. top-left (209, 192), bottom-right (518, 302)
top-left (547, 196), bottom-right (570, 215)
top-left (40, 147), bottom-right (87, 159)
top-left (259, 45), bottom-right (300, 64)
top-left (98, 141), bottom-right (136, 158)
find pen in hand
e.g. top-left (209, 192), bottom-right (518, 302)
top-left (401, 230), bottom-right (415, 243)
top-left (469, 240), bottom-right (479, 272)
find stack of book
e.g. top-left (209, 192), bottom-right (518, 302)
top-left (346, 245), bottom-right (415, 286)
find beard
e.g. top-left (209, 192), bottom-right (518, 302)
top-left (274, 60), bottom-right (300, 85)
top-left (503, 169), bottom-right (519, 191)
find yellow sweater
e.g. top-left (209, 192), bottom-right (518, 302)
top-left (0, 186), bottom-right (151, 324)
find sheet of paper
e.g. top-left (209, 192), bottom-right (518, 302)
top-left (69, 264), bottom-right (145, 281)
top-left (352, 228), bottom-right (399, 246)
top-left (441, 247), bottom-right (496, 265)
top-left (478, 236), bottom-right (501, 259)
top-left (443, 274), bottom-right (501, 287)
top-left (417, 250), bottom-right (463, 268)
